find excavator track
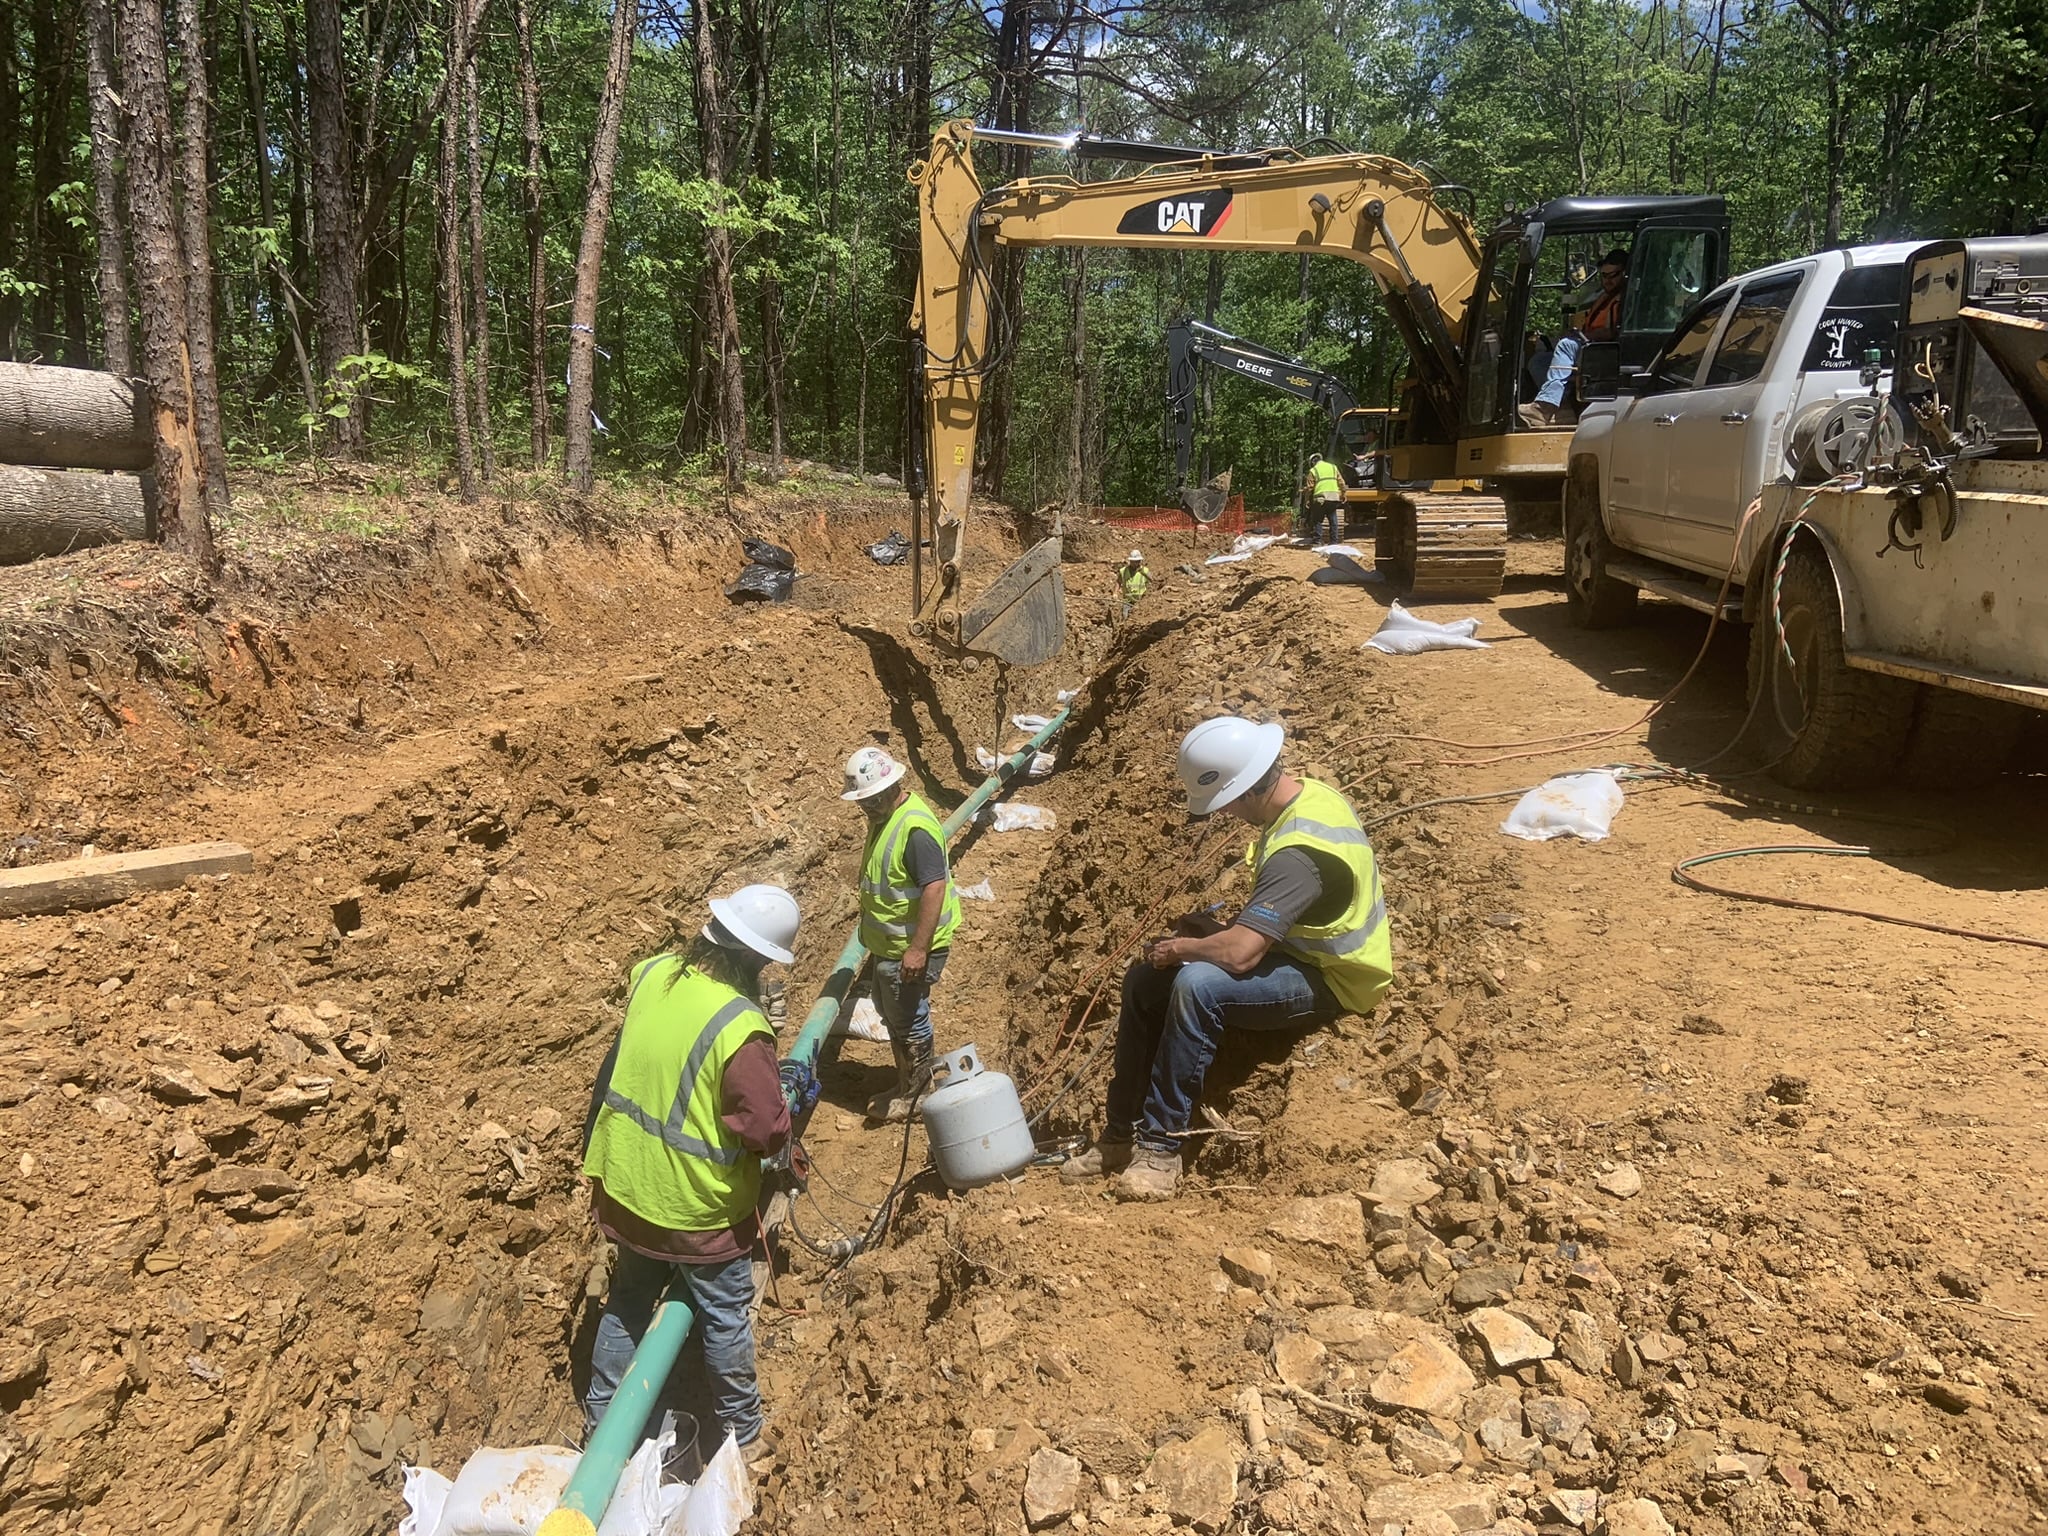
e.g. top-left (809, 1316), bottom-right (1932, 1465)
top-left (1375, 493), bottom-right (1508, 599)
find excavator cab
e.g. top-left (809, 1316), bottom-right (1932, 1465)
top-left (1456, 196), bottom-right (1729, 440)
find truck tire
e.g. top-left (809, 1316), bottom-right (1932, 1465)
top-left (1747, 545), bottom-right (1914, 788)
top-left (1562, 477), bottom-right (1637, 628)
top-left (1898, 687), bottom-right (2024, 788)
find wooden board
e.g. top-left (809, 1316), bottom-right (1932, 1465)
top-left (0, 841), bottom-right (253, 919)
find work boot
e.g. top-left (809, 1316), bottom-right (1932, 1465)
top-left (1058, 1136), bottom-right (1134, 1184)
top-left (1112, 1144), bottom-right (1182, 1202)
top-left (865, 1040), bottom-right (932, 1124)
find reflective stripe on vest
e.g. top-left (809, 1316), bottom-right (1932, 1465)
top-left (859, 793), bottom-right (962, 958)
top-left (1248, 779), bottom-right (1393, 1014)
top-left (581, 957), bottom-right (772, 1232)
top-left (1121, 566), bottom-right (1151, 599)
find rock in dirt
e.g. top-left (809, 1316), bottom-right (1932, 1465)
top-left (1599, 1496), bottom-right (1677, 1536)
top-left (1451, 1266), bottom-right (1520, 1310)
top-left (1022, 1446), bottom-right (1082, 1528)
top-left (146, 1064), bottom-right (213, 1104)
top-left (1219, 1246), bottom-right (1276, 1291)
top-left (198, 1165), bottom-right (300, 1202)
top-left (1633, 1330), bottom-right (1686, 1364)
top-left (1546, 1487), bottom-right (1602, 1528)
top-left (1557, 1311), bottom-right (1606, 1375)
top-left (0, 1338), bottom-right (48, 1394)
top-left (1265, 1194), bottom-right (1363, 1252)
top-left (1767, 1073), bottom-right (1810, 1105)
top-left (1370, 1335), bottom-right (1477, 1417)
top-left (1390, 1420), bottom-right (1465, 1476)
top-left (1362, 1475), bottom-right (1496, 1532)
top-left (1468, 1308), bottom-right (1553, 1369)
top-left (1595, 1164), bottom-right (1642, 1199)
top-left (1925, 1381), bottom-right (1989, 1414)
top-left (1524, 1396), bottom-right (1592, 1446)
top-left (1270, 1332), bottom-right (1327, 1389)
top-left (1147, 1425), bottom-right (1238, 1533)
top-left (1368, 1157), bottom-right (1445, 1208)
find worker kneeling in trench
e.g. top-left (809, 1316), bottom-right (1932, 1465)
top-left (1062, 718), bottom-right (1393, 1201)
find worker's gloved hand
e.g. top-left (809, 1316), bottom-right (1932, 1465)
top-left (778, 1059), bottom-right (821, 1117)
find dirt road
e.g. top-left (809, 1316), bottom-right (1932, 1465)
top-left (0, 489), bottom-right (2039, 1536)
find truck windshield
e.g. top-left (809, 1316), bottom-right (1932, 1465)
top-left (1801, 262), bottom-right (1903, 371)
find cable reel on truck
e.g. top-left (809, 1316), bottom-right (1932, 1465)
top-left (1786, 395), bottom-right (1907, 480)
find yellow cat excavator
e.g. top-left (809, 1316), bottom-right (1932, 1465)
top-left (907, 120), bottom-right (1728, 665)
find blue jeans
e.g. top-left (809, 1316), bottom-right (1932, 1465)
top-left (872, 948), bottom-right (949, 1057)
top-left (1537, 333), bottom-right (1583, 408)
top-left (1104, 955), bottom-right (1339, 1152)
top-left (1314, 502), bottom-right (1342, 545)
top-left (586, 1247), bottom-right (762, 1450)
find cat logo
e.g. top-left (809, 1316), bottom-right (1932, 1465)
top-left (1116, 190), bottom-right (1234, 237)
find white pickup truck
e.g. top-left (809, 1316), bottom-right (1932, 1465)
top-left (1563, 236), bottom-right (2048, 787)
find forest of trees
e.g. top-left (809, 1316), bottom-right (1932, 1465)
top-left (0, 0), bottom-right (2043, 537)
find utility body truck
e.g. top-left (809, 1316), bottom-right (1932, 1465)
top-left (1565, 235), bottom-right (2048, 786)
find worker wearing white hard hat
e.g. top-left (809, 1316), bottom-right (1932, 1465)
top-left (843, 745), bottom-right (962, 1122)
top-left (1118, 549), bottom-right (1154, 619)
top-left (581, 882), bottom-right (799, 1464)
top-left (1063, 716), bottom-right (1393, 1201)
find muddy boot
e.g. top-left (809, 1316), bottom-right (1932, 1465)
top-left (1113, 1144), bottom-right (1182, 1202)
top-left (866, 1040), bottom-right (931, 1124)
top-left (1058, 1137), bottom-right (1134, 1184)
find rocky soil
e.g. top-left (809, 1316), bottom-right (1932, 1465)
top-left (0, 486), bottom-right (2040, 1536)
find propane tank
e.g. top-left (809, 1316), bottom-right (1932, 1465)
top-left (920, 1043), bottom-right (1034, 1190)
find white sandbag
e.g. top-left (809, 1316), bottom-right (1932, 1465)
top-left (1008, 713), bottom-right (1054, 732)
top-left (988, 803), bottom-right (1055, 833)
top-left (597, 1429), bottom-right (686, 1536)
top-left (1204, 532), bottom-right (1283, 566)
top-left (669, 1433), bottom-right (754, 1536)
top-left (426, 1446), bottom-right (580, 1536)
top-left (1310, 543), bottom-right (1367, 557)
top-left (1363, 602), bottom-right (1490, 655)
top-left (831, 997), bottom-right (891, 1042)
top-left (401, 1467), bottom-right (453, 1536)
top-left (1204, 550), bottom-right (1253, 565)
top-left (1500, 771), bottom-right (1625, 843)
top-left (976, 745), bottom-right (1055, 778)
top-left (957, 878), bottom-right (995, 901)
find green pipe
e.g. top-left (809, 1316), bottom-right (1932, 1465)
top-left (541, 702), bottom-right (1073, 1534)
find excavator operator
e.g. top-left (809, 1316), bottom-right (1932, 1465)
top-left (1521, 247), bottom-right (1629, 427)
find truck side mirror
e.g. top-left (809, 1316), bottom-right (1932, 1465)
top-left (1578, 340), bottom-right (1622, 401)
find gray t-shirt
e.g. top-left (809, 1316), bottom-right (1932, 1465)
top-left (903, 828), bottom-right (952, 952)
top-left (1237, 846), bottom-right (1352, 940)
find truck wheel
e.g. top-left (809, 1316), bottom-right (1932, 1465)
top-left (1898, 687), bottom-right (2024, 788)
top-left (1562, 480), bottom-right (1636, 628)
top-left (1747, 546), bottom-right (1914, 788)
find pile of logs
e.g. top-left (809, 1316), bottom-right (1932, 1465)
top-left (0, 361), bottom-right (152, 565)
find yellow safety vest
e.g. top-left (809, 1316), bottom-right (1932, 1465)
top-left (1246, 778), bottom-right (1393, 1014)
top-left (582, 957), bottom-right (772, 1232)
top-left (1309, 459), bottom-right (1344, 500)
top-left (1120, 565), bottom-right (1152, 600)
top-left (859, 792), bottom-right (962, 959)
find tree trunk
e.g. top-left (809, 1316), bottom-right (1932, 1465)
top-left (437, 0), bottom-right (477, 501)
top-left (562, 0), bottom-right (635, 493)
top-left (1065, 246), bottom-right (1086, 519)
top-left (820, 0), bottom-right (841, 455)
top-left (514, 0), bottom-right (548, 468)
top-left (0, 5), bottom-right (19, 358)
top-left (462, 0), bottom-right (494, 481)
top-left (0, 360), bottom-right (151, 469)
top-left (743, 0), bottom-right (783, 477)
top-left (0, 464), bottom-right (147, 563)
top-left (174, 0), bottom-right (229, 504)
top-left (115, 0), bottom-right (213, 566)
top-left (239, 0), bottom-right (318, 416)
top-left (692, 0), bottom-right (745, 485)
top-left (306, 0), bottom-right (363, 454)
top-left (84, 0), bottom-right (131, 375)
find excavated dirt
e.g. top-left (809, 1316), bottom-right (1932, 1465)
top-left (0, 491), bottom-right (2043, 1536)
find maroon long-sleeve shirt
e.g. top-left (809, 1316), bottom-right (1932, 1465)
top-left (589, 1034), bottom-right (790, 1265)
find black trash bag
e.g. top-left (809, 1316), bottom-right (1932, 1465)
top-left (726, 561), bottom-right (794, 603)
top-left (865, 530), bottom-right (911, 566)
top-left (741, 537), bottom-right (796, 571)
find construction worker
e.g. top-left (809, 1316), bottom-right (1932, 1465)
top-left (1522, 246), bottom-right (1628, 426)
top-left (1119, 550), bottom-right (1153, 618)
top-left (1302, 451), bottom-right (1345, 545)
top-left (844, 745), bottom-right (961, 1122)
top-left (581, 882), bottom-right (800, 1463)
top-left (1062, 717), bottom-right (1392, 1201)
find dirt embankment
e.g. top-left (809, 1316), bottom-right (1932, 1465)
top-left (0, 491), bottom-right (2039, 1536)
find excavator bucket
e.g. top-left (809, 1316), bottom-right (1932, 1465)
top-left (956, 536), bottom-right (1066, 667)
top-left (1180, 485), bottom-right (1228, 523)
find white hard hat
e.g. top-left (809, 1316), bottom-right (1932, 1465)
top-left (705, 882), bottom-right (800, 965)
top-left (1127, 549), bottom-right (1144, 563)
top-left (1177, 715), bottom-right (1285, 815)
top-left (841, 745), bottom-right (907, 801)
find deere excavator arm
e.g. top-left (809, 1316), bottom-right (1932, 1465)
top-left (907, 118), bottom-right (1485, 664)
top-left (1166, 317), bottom-right (1361, 514)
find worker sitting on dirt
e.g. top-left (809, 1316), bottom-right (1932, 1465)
top-left (1302, 452), bottom-right (1345, 545)
top-left (1521, 246), bottom-right (1629, 427)
top-left (1062, 717), bottom-right (1392, 1201)
top-left (1119, 550), bottom-right (1153, 618)
top-left (581, 882), bottom-right (799, 1463)
top-left (844, 745), bottom-right (961, 1122)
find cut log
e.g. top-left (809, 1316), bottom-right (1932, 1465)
top-left (0, 362), bottom-right (152, 472)
top-left (0, 842), bottom-right (253, 919)
top-left (0, 465), bottom-right (149, 565)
